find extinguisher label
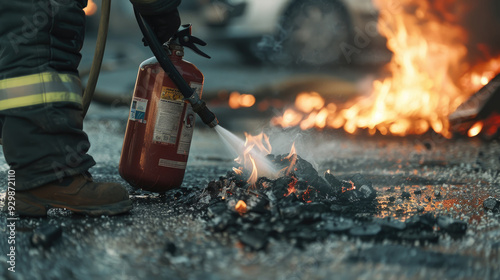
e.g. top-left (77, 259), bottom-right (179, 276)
top-left (129, 97), bottom-right (148, 123)
top-left (158, 158), bottom-right (187, 169)
top-left (160, 86), bottom-right (183, 101)
top-left (177, 82), bottom-right (203, 155)
top-left (153, 99), bottom-right (184, 144)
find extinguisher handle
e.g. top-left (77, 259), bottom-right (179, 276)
top-left (134, 8), bottom-right (219, 128)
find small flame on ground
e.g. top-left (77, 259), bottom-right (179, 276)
top-left (285, 143), bottom-right (297, 160)
top-left (227, 131), bottom-right (277, 188)
top-left (233, 133), bottom-right (316, 205)
top-left (247, 155), bottom-right (258, 186)
top-left (235, 200), bottom-right (247, 214)
top-left (468, 122), bottom-right (483, 137)
top-left (233, 132), bottom-right (299, 187)
top-left (283, 143), bottom-right (298, 176)
top-left (228, 91), bottom-right (255, 109)
top-left (232, 167), bottom-right (243, 175)
top-left (84, 0), bottom-right (97, 16)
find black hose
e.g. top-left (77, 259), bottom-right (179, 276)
top-left (82, 0), bottom-right (111, 118)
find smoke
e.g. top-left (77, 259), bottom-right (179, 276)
top-left (418, 0), bottom-right (500, 63)
top-left (460, 0), bottom-right (500, 63)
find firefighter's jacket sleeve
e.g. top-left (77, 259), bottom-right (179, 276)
top-left (129, 0), bottom-right (181, 15)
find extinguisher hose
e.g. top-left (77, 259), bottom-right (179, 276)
top-left (134, 9), bottom-right (219, 128)
top-left (82, 0), bottom-right (112, 118)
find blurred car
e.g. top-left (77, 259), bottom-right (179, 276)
top-left (202, 0), bottom-right (383, 66)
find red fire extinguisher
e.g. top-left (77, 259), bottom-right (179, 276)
top-left (119, 13), bottom-right (218, 192)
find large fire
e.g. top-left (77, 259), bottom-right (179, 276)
top-left (272, 0), bottom-right (500, 137)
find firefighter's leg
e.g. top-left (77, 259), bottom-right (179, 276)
top-left (0, 1), bottom-right (132, 216)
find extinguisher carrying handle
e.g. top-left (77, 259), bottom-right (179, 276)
top-left (134, 9), bottom-right (219, 128)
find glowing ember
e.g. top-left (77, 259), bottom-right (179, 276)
top-left (302, 187), bottom-right (313, 203)
top-left (285, 177), bottom-right (298, 197)
top-left (468, 122), bottom-right (483, 137)
top-left (228, 91), bottom-right (256, 109)
top-left (342, 181), bottom-right (356, 193)
top-left (272, 1), bottom-right (500, 137)
top-left (235, 200), bottom-right (247, 214)
top-left (84, 0), bottom-right (97, 16)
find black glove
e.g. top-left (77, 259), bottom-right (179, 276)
top-left (142, 9), bottom-right (181, 44)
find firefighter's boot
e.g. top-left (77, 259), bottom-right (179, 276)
top-left (3, 173), bottom-right (132, 217)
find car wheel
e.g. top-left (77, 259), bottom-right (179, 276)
top-left (262, 0), bottom-right (352, 67)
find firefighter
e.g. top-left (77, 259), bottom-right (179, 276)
top-left (0, 0), bottom-right (181, 216)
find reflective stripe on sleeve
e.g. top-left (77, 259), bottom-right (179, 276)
top-left (0, 72), bottom-right (83, 110)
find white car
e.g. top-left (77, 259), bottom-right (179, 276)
top-left (202, 0), bottom-right (384, 66)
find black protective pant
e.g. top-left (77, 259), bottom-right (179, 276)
top-left (0, 0), bottom-right (95, 190)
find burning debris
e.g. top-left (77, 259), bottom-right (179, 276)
top-left (186, 131), bottom-right (471, 250)
top-left (195, 153), bottom-right (468, 250)
top-left (449, 73), bottom-right (500, 138)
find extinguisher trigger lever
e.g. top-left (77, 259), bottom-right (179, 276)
top-left (171, 24), bottom-right (211, 59)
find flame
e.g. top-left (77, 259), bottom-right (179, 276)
top-left (84, 0), bottom-right (98, 16)
top-left (247, 155), bottom-right (258, 186)
top-left (295, 92), bottom-right (325, 113)
top-left (232, 167), bottom-right (243, 175)
top-left (272, 1), bottom-right (500, 137)
top-left (235, 200), bottom-right (247, 214)
top-left (233, 132), bottom-right (301, 188)
top-left (244, 132), bottom-right (272, 155)
top-left (234, 134), bottom-right (314, 203)
top-left (467, 121), bottom-right (483, 137)
top-left (233, 132), bottom-right (276, 187)
top-left (285, 142), bottom-right (297, 159)
top-left (228, 91), bottom-right (256, 109)
top-left (283, 143), bottom-right (298, 176)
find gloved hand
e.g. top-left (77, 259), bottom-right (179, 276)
top-left (143, 9), bottom-right (181, 44)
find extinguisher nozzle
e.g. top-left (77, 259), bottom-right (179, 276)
top-left (191, 100), bottom-right (219, 128)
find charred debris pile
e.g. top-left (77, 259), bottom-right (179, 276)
top-left (170, 154), bottom-right (467, 250)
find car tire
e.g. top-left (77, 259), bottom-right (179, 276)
top-left (256, 0), bottom-right (353, 67)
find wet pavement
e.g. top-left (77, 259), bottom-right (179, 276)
top-left (1, 10), bottom-right (500, 280)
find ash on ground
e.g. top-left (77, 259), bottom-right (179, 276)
top-left (190, 154), bottom-right (468, 250)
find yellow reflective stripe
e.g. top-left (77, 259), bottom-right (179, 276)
top-left (0, 91), bottom-right (82, 111)
top-left (0, 72), bottom-right (77, 90)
